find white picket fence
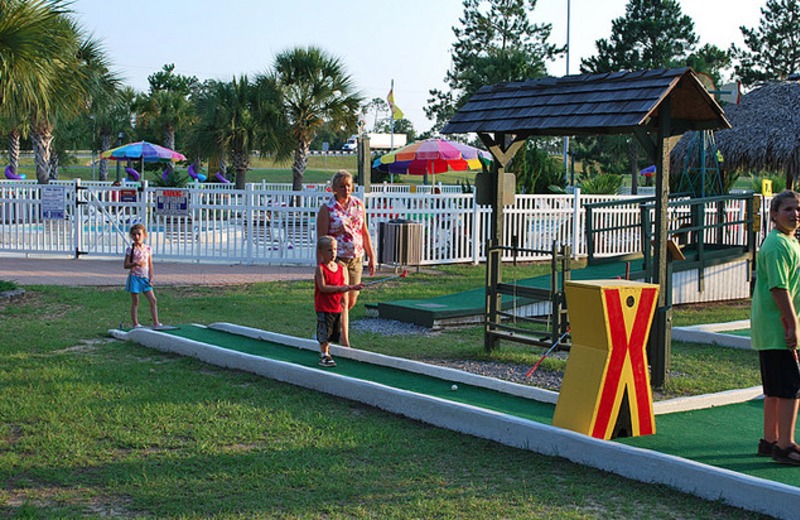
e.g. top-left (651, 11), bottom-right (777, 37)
top-left (0, 180), bottom-right (759, 266)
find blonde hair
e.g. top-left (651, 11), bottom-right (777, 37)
top-left (317, 235), bottom-right (337, 250)
top-left (331, 170), bottom-right (352, 189)
top-left (129, 223), bottom-right (147, 238)
top-left (770, 190), bottom-right (800, 222)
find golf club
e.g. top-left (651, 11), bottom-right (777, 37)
top-left (362, 269), bottom-right (408, 287)
top-left (526, 328), bottom-right (570, 377)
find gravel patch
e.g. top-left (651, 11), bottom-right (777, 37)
top-left (424, 359), bottom-right (564, 391)
top-left (353, 318), bottom-right (564, 390)
top-left (351, 318), bottom-right (436, 337)
top-left (353, 318), bottom-right (669, 399)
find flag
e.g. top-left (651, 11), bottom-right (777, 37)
top-left (387, 88), bottom-right (404, 120)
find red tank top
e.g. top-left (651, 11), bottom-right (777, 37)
top-left (315, 262), bottom-right (344, 312)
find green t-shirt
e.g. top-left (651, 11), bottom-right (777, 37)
top-left (751, 229), bottom-right (800, 350)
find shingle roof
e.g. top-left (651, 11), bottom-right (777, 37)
top-left (441, 68), bottom-right (730, 137)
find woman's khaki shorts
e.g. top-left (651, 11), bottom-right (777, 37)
top-left (337, 256), bottom-right (363, 286)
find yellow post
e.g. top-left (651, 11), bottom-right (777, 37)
top-left (553, 280), bottom-right (660, 439)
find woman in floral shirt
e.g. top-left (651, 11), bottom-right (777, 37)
top-left (316, 170), bottom-right (375, 311)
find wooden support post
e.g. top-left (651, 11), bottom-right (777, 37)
top-left (649, 96), bottom-right (672, 388)
top-left (478, 132), bottom-right (524, 351)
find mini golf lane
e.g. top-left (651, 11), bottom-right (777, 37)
top-left (164, 324), bottom-right (556, 425)
top-left (114, 323), bottom-right (800, 520)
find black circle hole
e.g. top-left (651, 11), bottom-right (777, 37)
top-left (626, 296), bottom-right (635, 308)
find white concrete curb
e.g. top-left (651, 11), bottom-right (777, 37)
top-left (110, 325), bottom-right (800, 520)
top-left (672, 320), bottom-right (752, 349)
top-left (208, 322), bottom-right (560, 404)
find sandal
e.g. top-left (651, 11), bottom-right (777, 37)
top-left (772, 444), bottom-right (800, 466)
top-left (758, 438), bottom-right (777, 457)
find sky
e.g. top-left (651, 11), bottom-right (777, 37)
top-left (72, 0), bottom-right (766, 135)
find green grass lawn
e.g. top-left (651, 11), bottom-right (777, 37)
top-left (0, 263), bottom-right (765, 519)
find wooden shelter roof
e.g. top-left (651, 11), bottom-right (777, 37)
top-left (441, 68), bottom-right (729, 138)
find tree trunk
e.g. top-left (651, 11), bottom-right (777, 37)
top-left (164, 126), bottom-right (175, 176)
top-left (786, 154), bottom-right (798, 191)
top-left (219, 155), bottom-right (227, 176)
top-left (7, 129), bottom-right (20, 176)
top-left (231, 149), bottom-right (249, 190)
top-left (292, 140), bottom-right (309, 192)
top-left (99, 133), bottom-right (111, 181)
top-left (629, 138), bottom-right (639, 195)
top-left (30, 121), bottom-right (53, 185)
top-left (48, 151), bottom-right (59, 180)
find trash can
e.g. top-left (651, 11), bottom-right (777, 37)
top-left (378, 219), bottom-right (423, 267)
top-left (552, 279), bottom-right (660, 439)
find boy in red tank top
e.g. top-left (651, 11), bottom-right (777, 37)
top-left (315, 236), bottom-right (364, 367)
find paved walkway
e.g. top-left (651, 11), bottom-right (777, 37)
top-left (0, 256), bottom-right (314, 286)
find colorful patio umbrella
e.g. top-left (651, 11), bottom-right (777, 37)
top-left (373, 138), bottom-right (492, 183)
top-left (100, 141), bottom-right (186, 163)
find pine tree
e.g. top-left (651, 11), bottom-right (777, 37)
top-left (732, 0), bottom-right (800, 86)
top-left (580, 0), bottom-right (697, 73)
top-left (425, 0), bottom-right (563, 132)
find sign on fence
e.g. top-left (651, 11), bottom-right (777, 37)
top-left (120, 189), bottom-right (137, 203)
top-left (41, 186), bottom-right (66, 220)
top-left (155, 190), bottom-right (189, 217)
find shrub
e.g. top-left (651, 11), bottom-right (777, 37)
top-left (0, 280), bottom-right (18, 292)
top-left (579, 172), bottom-right (623, 194)
top-left (750, 173), bottom-right (786, 194)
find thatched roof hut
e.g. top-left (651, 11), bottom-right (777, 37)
top-left (671, 81), bottom-right (800, 189)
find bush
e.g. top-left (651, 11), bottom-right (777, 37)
top-left (0, 280), bottom-right (18, 292)
top-left (579, 172), bottom-right (623, 194)
top-left (750, 173), bottom-right (786, 194)
top-left (515, 144), bottom-right (565, 194)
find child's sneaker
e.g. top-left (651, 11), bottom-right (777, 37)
top-left (772, 444), bottom-right (800, 465)
top-left (758, 438), bottom-right (776, 457)
top-left (319, 355), bottom-right (336, 367)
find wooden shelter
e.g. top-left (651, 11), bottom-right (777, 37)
top-left (441, 68), bottom-right (730, 387)
top-left (671, 81), bottom-right (800, 189)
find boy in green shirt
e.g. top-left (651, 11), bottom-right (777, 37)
top-left (752, 190), bottom-right (800, 465)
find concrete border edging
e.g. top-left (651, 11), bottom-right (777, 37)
top-left (112, 325), bottom-right (800, 520)
top-left (209, 322), bottom-right (560, 404)
top-left (672, 320), bottom-right (752, 349)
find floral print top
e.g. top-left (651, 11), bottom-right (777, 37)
top-left (125, 244), bottom-right (151, 279)
top-left (324, 196), bottom-right (365, 260)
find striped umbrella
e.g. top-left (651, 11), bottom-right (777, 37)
top-left (373, 138), bottom-right (492, 183)
top-left (101, 141), bottom-right (186, 163)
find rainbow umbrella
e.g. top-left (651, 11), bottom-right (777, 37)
top-left (373, 138), bottom-right (492, 183)
top-left (101, 141), bottom-right (186, 163)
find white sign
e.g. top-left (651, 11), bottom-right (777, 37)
top-left (41, 186), bottom-right (66, 220)
top-left (155, 189), bottom-right (190, 217)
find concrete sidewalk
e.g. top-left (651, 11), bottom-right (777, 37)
top-left (0, 256), bottom-right (314, 287)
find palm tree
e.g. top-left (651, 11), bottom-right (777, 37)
top-left (94, 86), bottom-right (135, 181)
top-left (193, 76), bottom-right (290, 189)
top-left (28, 13), bottom-right (115, 183)
top-left (0, 0), bottom-right (71, 177)
top-left (135, 65), bottom-right (197, 178)
top-left (264, 46), bottom-right (362, 191)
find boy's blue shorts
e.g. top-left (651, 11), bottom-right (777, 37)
top-left (126, 275), bottom-right (152, 294)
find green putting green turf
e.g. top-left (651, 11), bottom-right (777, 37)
top-left (155, 325), bottom-right (800, 489)
top-left (165, 325), bottom-right (556, 424)
top-left (726, 328), bottom-right (751, 337)
top-left (376, 261), bottom-right (644, 326)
